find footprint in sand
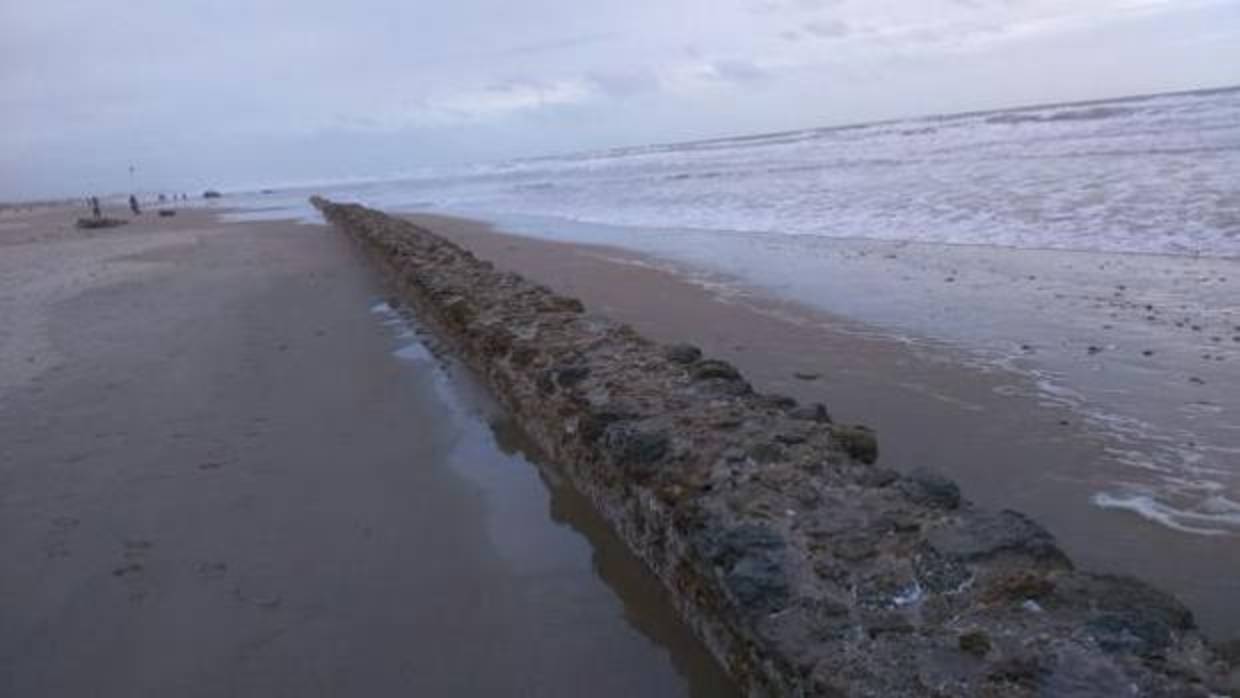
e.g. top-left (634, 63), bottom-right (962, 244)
top-left (196, 561), bottom-right (229, 580)
top-left (44, 515), bottom-right (80, 558)
top-left (114, 539), bottom-right (154, 601)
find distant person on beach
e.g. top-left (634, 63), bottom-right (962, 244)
top-left (90, 196), bottom-right (101, 219)
top-left (129, 195), bottom-right (141, 216)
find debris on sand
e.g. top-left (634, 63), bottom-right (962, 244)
top-left (75, 217), bottom-right (128, 230)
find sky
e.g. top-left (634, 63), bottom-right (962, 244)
top-left (2, 0), bottom-right (1238, 200)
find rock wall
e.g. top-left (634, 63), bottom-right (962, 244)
top-left (313, 198), bottom-right (1230, 697)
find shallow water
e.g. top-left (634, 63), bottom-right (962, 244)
top-left (370, 299), bottom-right (738, 697)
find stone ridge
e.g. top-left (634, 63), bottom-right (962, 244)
top-left (312, 197), bottom-right (1229, 697)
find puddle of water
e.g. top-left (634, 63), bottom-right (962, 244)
top-left (370, 299), bottom-right (739, 698)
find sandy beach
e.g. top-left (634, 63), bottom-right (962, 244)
top-left (0, 205), bottom-right (735, 696)
top-left (410, 212), bottom-right (1240, 643)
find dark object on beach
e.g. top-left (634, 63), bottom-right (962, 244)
top-left (76, 217), bottom-right (128, 230)
top-left (794, 371), bottom-right (820, 380)
top-left (89, 196), bottom-right (101, 219)
top-left (1087, 345), bottom-right (1102, 355)
top-left (203, 190), bottom-right (222, 199)
top-left (158, 209), bottom-right (177, 217)
top-left (128, 195), bottom-right (141, 216)
top-left (261, 189), bottom-right (275, 194)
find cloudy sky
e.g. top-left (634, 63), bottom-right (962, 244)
top-left (2, 0), bottom-right (1237, 199)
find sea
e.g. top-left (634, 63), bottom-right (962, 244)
top-left (236, 85), bottom-right (1239, 257)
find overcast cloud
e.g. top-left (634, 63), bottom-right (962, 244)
top-left (2, 0), bottom-right (1237, 199)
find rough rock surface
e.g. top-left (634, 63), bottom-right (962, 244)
top-left (313, 198), bottom-right (1230, 697)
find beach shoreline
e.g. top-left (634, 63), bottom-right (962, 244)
top-left (405, 210), bottom-right (1240, 642)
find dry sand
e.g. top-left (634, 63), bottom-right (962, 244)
top-left (0, 205), bottom-right (735, 696)
top-left (411, 212), bottom-right (1240, 642)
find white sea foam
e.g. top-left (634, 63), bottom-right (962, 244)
top-left (1093, 491), bottom-right (1240, 536)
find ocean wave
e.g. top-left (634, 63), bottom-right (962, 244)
top-left (248, 87), bottom-right (1240, 258)
top-left (1093, 491), bottom-right (1240, 536)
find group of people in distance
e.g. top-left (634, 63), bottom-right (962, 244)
top-left (88, 192), bottom-right (190, 219)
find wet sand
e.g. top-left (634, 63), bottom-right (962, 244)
top-left (0, 206), bottom-right (735, 696)
top-left (411, 212), bottom-right (1240, 643)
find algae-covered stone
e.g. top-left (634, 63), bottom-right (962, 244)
top-left (748, 441), bottom-right (787, 464)
top-left (664, 343), bottom-right (702, 364)
top-left (789, 402), bottom-right (832, 423)
top-left (725, 552), bottom-right (791, 614)
top-left (695, 523), bottom-right (790, 614)
top-left (857, 467), bottom-right (899, 488)
top-left (755, 393), bottom-right (797, 410)
top-left (1085, 613), bottom-right (1174, 657)
top-left (579, 403), bottom-right (637, 443)
top-left (958, 630), bottom-right (992, 657)
top-left (927, 509), bottom-right (1068, 566)
top-left (602, 424), bottom-right (670, 479)
top-left (979, 570), bottom-right (1055, 603)
top-left (912, 544), bottom-right (971, 593)
top-left (694, 522), bottom-right (784, 567)
top-left (831, 424), bottom-right (878, 464)
top-left (691, 359), bottom-right (742, 381)
top-left (900, 468), bottom-right (961, 510)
